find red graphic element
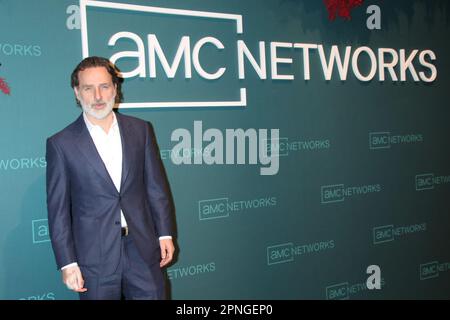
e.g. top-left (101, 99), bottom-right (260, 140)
top-left (0, 77), bottom-right (11, 95)
top-left (324, 0), bottom-right (364, 21)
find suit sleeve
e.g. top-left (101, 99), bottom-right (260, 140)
top-left (46, 138), bottom-right (76, 269)
top-left (143, 124), bottom-right (174, 238)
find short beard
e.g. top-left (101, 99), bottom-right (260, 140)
top-left (80, 97), bottom-right (115, 120)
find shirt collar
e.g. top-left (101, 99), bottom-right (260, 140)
top-left (82, 111), bottom-right (118, 133)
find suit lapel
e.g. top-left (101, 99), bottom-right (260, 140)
top-left (116, 113), bottom-right (131, 190)
top-left (73, 114), bottom-right (118, 193)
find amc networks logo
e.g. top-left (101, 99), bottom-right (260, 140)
top-left (373, 223), bottom-right (427, 245)
top-left (369, 132), bottom-right (423, 149)
top-left (420, 261), bottom-right (450, 280)
top-left (267, 137), bottom-right (331, 157)
top-left (326, 272), bottom-right (385, 300)
top-left (321, 183), bottom-right (381, 204)
top-left (326, 282), bottom-right (351, 300)
top-left (198, 196), bottom-right (277, 220)
top-left (266, 240), bottom-right (335, 266)
top-left (415, 173), bottom-right (450, 191)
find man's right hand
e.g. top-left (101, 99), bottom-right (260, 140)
top-left (62, 265), bottom-right (87, 292)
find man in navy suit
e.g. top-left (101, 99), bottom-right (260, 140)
top-left (46, 56), bottom-right (175, 300)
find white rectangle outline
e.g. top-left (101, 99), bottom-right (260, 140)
top-left (79, 0), bottom-right (246, 108)
top-left (264, 137), bottom-right (289, 157)
top-left (198, 197), bottom-right (230, 220)
top-left (321, 184), bottom-right (345, 204)
top-left (326, 282), bottom-right (349, 300)
top-left (372, 224), bottom-right (395, 244)
top-left (415, 173), bottom-right (434, 191)
top-left (32, 219), bottom-right (50, 244)
top-left (369, 132), bottom-right (391, 149)
top-left (267, 242), bottom-right (294, 265)
top-left (420, 261), bottom-right (439, 280)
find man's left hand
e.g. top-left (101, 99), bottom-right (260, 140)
top-left (159, 238), bottom-right (175, 267)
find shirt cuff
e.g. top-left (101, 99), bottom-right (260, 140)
top-left (159, 236), bottom-right (172, 240)
top-left (61, 262), bottom-right (78, 270)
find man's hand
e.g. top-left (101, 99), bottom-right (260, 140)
top-left (159, 238), bottom-right (175, 268)
top-left (62, 265), bottom-right (87, 292)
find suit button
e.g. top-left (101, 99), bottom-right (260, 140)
top-left (115, 221), bottom-right (120, 225)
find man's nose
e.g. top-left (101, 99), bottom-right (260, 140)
top-left (94, 87), bottom-right (102, 101)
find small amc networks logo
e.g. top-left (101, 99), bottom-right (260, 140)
top-left (32, 219), bottom-right (50, 243)
top-left (420, 261), bottom-right (450, 280)
top-left (198, 196), bottom-right (277, 221)
top-left (321, 183), bottom-right (381, 204)
top-left (326, 270), bottom-right (385, 300)
top-left (266, 240), bottom-right (335, 266)
top-left (267, 137), bottom-right (331, 157)
top-left (0, 62), bottom-right (11, 95)
top-left (369, 132), bottom-right (423, 149)
top-left (373, 223), bottom-right (427, 245)
top-left (415, 173), bottom-right (450, 191)
top-left (416, 174), bottom-right (434, 190)
top-left (326, 282), bottom-right (350, 300)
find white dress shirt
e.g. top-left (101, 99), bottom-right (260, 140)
top-left (83, 112), bottom-right (127, 227)
top-left (61, 112), bottom-right (170, 270)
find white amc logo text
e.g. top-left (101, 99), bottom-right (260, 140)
top-left (323, 186), bottom-right (343, 200)
top-left (376, 229), bottom-right (391, 239)
top-left (420, 261), bottom-right (449, 280)
top-left (105, 33), bottom-right (437, 82)
top-left (202, 202), bottom-right (226, 215)
top-left (198, 198), bottom-right (230, 220)
top-left (422, 264), bottom-right (438, 278)
top-left (270, 247), bottom-right (292, 260)
top-left (416, 174), bottom-right (434, 190)
top-left (267, 243), bottom-right (294, 265)
top-left (77, 0), bottom-right (437, 109)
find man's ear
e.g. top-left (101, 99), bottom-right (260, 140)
top-left (74, 87), bottom-right (80, 99)
top-left (74, 87), bottom-right (81, 105)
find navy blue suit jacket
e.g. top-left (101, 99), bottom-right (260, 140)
top-left (46, 112), bottom-right (174, 272)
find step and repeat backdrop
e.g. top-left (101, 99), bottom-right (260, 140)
top-left (1, 0), bottom-right (449, 299)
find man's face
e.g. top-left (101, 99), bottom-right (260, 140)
top-left (74, 66), bottom-right (117, 120)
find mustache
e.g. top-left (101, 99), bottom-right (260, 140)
top-left (91, 102), bottom-right (106, 106)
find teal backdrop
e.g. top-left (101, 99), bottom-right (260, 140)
top-left (0, 0), bottom-right (449, 299)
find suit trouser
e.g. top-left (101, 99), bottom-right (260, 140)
top-left (78, 235), bottom-right (165, 300)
